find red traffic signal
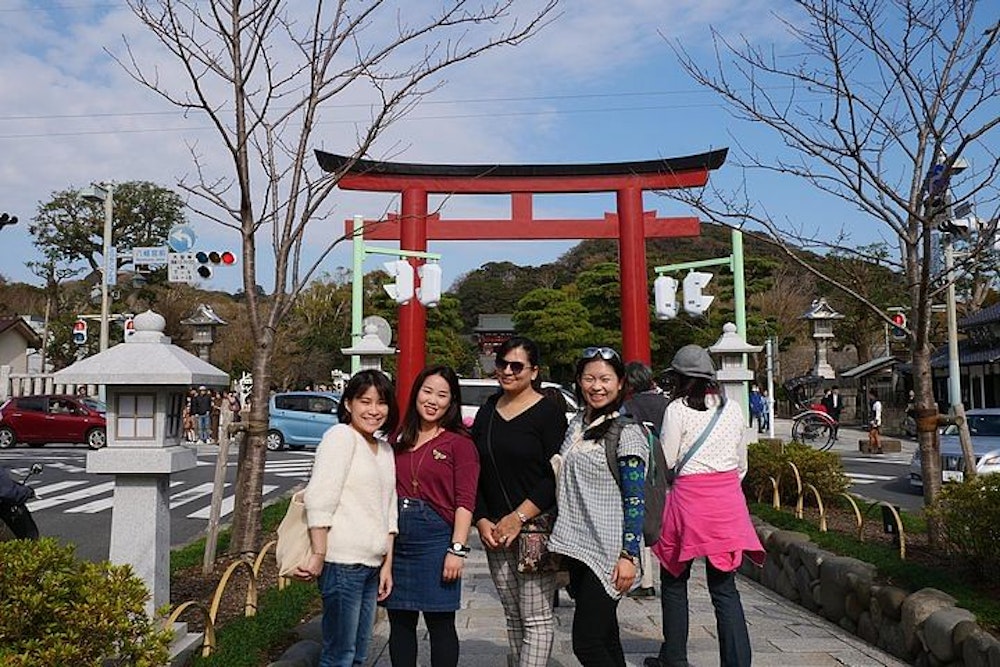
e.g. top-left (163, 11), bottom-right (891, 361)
top-left (891, 313), bottom-right (906, 328)
top-left (72, 319), bottom-right (88, 345)
top-left (194, 250), bottom-right (238, 278)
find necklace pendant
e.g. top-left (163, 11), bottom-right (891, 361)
top-left (411, 479), bottom-right (419, 490)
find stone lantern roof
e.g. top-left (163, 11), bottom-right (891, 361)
top-left (53, 310), bottom-right (229, 387)
top-left (709, 322), bottom-right (763, 355)
top-left (180, 303), bottom-right (227, 327)
top-left (799, 297), bottom-right (844, 321)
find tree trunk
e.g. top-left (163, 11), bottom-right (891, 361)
top-left (228, 340), bottom-right (274, 555)
top-left (912, 346), bottom-right (944, 549)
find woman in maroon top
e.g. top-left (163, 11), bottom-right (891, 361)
top-left (381, 365), bottom-right (480, 667)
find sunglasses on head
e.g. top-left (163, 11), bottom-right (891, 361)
top-left (495, 359), bottom-right (527, 374)
top-left (582, 346), bottom-right (620, 361)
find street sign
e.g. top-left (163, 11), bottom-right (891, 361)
top-left (105, 246), bottom-right (117, 287)
top-left (168, 252), bottom-right (196, 283)
top-left (167, 225), bottom-right (197, 253)
top-left (133, 246), bottom-right (169, 265)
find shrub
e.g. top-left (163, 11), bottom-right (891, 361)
top-left (927, 474), bottom-right (1000, 584)
top-left (0, 538), bottom-right (172, 666)
top-left (744, 440), bottom-right (850, 506)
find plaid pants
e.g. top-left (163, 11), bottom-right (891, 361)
top-left (485, 546), bottom-right (558, 667)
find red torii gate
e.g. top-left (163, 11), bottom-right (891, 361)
top-left (316, 149), bottom-right (728, 404)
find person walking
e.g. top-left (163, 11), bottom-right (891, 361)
top-left (821, 387), bottom-right (843, 440)
top-left (644, 345), bottom-right (765, 667)
top-left (295, 370), bottom-right (400, 667)
top-left (748, 385), bottom-right (766, 434)
top-left (868, 388), bottom-right (883, 454)
top-left (382, 366), bottom-right (480, 667)
top-left (472, 337), bottom-right (568, 667)
top-left (549, 347), bottom-right (649, 666)
top-left (190, 386), bottom-right (213, 444)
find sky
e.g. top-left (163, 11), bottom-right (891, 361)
top-left (0, 1), bottom-right (991, 298)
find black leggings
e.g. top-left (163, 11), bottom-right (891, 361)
top-left (567, 558), bottom-right (625, 667)
top-left (387, 609), bottom-right (458, 667)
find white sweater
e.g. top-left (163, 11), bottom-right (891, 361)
top-left (303, 423), bottom-right (398, 567)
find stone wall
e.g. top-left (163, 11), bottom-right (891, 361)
top-left (742, 518), bottom-right (1000, 667)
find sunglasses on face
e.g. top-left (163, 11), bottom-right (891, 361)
top-left (495, 359), bottom-right (528, 374)
top-left (582, 346), bottom-right (620, 361)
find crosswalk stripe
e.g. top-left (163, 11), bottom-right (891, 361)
top-left (186, 484), bottom-right (278, 519)
top-left (29, 481), bottom-right (115, 511)
top-left (169, 482), bottom-right (221, 509)
top-left (28, 480), bottom-right (89, 497)
top-left (846, 472), bottom-right (897, 484)
top-left (66, 481), bottom-right (185, 514)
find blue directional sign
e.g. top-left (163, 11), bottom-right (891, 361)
top-left (167, 225), bottom-right (197, 253)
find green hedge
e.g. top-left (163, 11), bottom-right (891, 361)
top-left (0, 538), bottom-right (172, 666)
top-left (744, 441), bottom-right (850, 505)
top-left (926, 474), bottom-right (1000, 584)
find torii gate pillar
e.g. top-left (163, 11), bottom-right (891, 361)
top-left (317, 149), bottom-right (728, 404)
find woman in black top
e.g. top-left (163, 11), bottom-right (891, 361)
top-left (472, 337), bottom-right (568, 667)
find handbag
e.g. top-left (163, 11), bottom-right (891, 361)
top-left (487, 407), bottom-right (561, 574)
top-left (275, 490), bottom-right (312, 579)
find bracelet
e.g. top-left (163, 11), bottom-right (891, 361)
top-left (448, 542), bottom-right (470, 557)
top-left (618, 550), bottom-right (638, 565)
top-left (516, 510), bottom-right (529, 523)
top-left (447, 548), bottom-right (468, 558)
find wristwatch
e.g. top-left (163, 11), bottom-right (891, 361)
top-left (516, 510), bottom-right (529, 523)
top-left (448, 542), bottom-right (470, 557)
top-left (618, 550), bottom-right (638, 565)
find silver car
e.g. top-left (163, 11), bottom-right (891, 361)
top-left (909, 408), bottom-right (1000, 487)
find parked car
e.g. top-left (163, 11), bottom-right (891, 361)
top-left (0, 394), bottom-right (107, 449)
top-left (909, 408), bottom-right (1000, 488)
top-left (266, 391), bottom-right (341, 451)
top-left (458, 378), bottom-right (578, 424)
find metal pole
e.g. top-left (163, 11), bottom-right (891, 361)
top-left (350, 214), bottom-right (365, 375)
top-left (944, 242), bottom-right (962, 408)
top-left (766, 337), bottom-right (775, 439)
top-left (100, 186), bottom-right (113, 353)
top-left (731, 229), bottom-right (747, 338)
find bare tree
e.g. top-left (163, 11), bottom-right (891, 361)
top-left (665, 1), bottom-right (999, 545)
top-left (115, 0), bottom-right (557, 554)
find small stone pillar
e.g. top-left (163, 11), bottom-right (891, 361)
top-left (800, 298), bottom-right (844, 380)
top-left (709, 322), bottom-right (763, 426)
top-left (53, 310), bottom-right (229, 616)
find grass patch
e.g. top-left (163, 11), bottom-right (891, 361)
top-left (190, 581), bottom-right (319, 667)
top-left (750, 502), bottom-right (1000, 631)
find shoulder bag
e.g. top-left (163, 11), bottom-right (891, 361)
top-left (487, 408), bottom-right (561, 574)
top-left (276, 490), bottom-right (311, 579)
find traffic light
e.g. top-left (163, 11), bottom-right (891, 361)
top-left (383, 259), bottom-right (415, 304)
top-left (194, 250), bottom-right (238, 278)
top-left (72, 319), bottom-right (88, 345)
top-left (890, 312), bottom-right (907, 341)
top-left (682, 271), bottom-right (715, 316)
top-left (123, 317), bottom-right (135, 342)
top-left (417, 263), bottom-right (443, 307)
top-left (0, 213), bottom-right (17, 230)
top-left (653, 275), bottom-right (678, 319)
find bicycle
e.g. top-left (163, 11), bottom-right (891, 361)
top-left (790, 409), bottom-right (837, 451)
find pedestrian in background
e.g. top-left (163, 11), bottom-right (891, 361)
top-left (868, 388), bottom-right (883, 454)
top-left (190, 386), bottom-right (213, 444)
top-left (472, 336), bottom-right (567, 667)
top-left (549, 347), bottom-right (648, 666)
top-left (645, 345), bottom-right (765, 667)
top-left (296, 369), bottom-right (399, 667)
top-left (821, 386), bottom-right (842, 440)
top-left (382, 365), bottom-right (480, 667)
top-left (749, 385), bottom-right (766, 434)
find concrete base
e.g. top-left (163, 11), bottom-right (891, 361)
top-left (168, 622), bottom-right (203, 667)
top-left (858, 439), bottom-right (901, 454)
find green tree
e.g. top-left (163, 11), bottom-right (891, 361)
top-left (576, 262), bottom-right (623, 348)
top-left (513, 287), bottom-right (594, 382)
top-left (29, 181), bottom-right (185, 277)
top-left (426, 295), bottom-right (478, 374)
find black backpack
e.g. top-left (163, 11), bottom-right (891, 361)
top-left (602, 414), bottom-right (670, 546)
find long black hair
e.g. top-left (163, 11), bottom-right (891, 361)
top-left (395, 365), bottom-right (466, 452)
top-left (336, 369), bottom-right (399, 435)
top-left (666, 372), bottom-right (722, 412)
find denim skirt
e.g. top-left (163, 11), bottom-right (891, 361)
top-left (381, 497), bottom-right (460, 612)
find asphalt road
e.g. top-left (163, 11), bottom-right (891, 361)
top-left (0, 444), bottom-right (314, 561)
top-left (1, 419), bottom-right (927, 562)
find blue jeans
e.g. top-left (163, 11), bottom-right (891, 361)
top-left (657, 561), bottom-right (751, 667)
top-left (318, 562), bottom-right (380, 667)
top-left (196, 413), bottom-right (211, 442)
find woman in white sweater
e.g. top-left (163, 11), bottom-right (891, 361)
top-left (298, 370), bottom-right (400, 667)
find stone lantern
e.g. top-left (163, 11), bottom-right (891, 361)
top-left (53, 310), bottom-right (229, 617)
top-left (709, 322), bottom-right (763, 426)
top-left (800, 297), bottom-right (844, 379)
top-left (341, 322), bottom-right (396, 372)
top-left (181, 303), bottom-right (228, 362)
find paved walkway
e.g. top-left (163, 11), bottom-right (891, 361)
top-left (274, 418), bottom-right (915, 666)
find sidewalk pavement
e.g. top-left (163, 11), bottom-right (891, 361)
top-left (270, 419), bottom-right (914, 667)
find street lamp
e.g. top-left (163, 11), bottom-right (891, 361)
top-left (81, 183), bottom-right (114, 353)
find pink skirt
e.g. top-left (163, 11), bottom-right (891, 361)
top-left (651, 469), bottom-right (766, 577)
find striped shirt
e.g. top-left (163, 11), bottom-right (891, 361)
top-left (549, 413), bottom-right (649, 599)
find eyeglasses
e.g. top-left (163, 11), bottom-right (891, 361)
top-left (495, 359), bottom-right (527, 374)
top-left (582, 347), bottom-right (620, 361)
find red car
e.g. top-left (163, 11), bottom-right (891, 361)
top-left (0, 395), bottom-right (107, 449)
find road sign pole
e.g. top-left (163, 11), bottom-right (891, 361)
top-left (351, 215), bottom-right (365, 374)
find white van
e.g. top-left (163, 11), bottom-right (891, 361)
top-left (458, 378), bottom-right (578, 425)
